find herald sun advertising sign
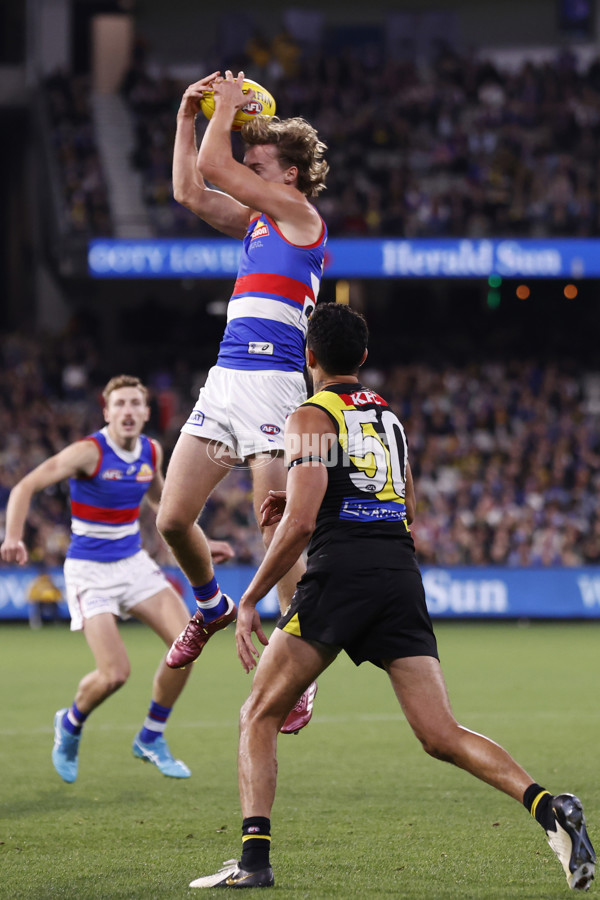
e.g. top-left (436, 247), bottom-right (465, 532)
top-left (89, 237), bottom-right (599, 279)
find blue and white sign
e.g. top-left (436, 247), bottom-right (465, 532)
top-left (420, 567), bottom-right (600, 618)
top-left (0, 566), bottom-right (279, 621)
top-left (2, 565), bottom-right (600, 621)
top-left (89, 237), bottom-right (600, 279)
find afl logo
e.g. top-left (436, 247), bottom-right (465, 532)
top-left (101, 468), bottom-right (123, 481)
top-left (260, 424), bottom-right (281, 435)
top-left (243, 100), bottom-right (263, 114)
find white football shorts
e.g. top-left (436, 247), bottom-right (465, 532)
top-left (181, 365), bottom-right (307, 459)
top-left (64, 549), bottom-right (171, 631)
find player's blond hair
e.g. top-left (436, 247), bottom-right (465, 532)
top-left (102, 374), bottom-right (148, 405)
top-left (242, 115), bottom-right (329, 197)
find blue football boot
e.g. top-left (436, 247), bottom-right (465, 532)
top-left (52, 708), bottom-right (81, 783)
top-left (132, 733), bottom-right (191, 778)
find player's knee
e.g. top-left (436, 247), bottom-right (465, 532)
top-left (101, 664), bottom-right (130, 694)
top-left (417, 726), bottom-right (459, 763)
top-left (240, 691), bottom-right (278, 732)
top-left (240, 694), bottom-right (260, 730)
top-left (156, 505), bottom-right (188, 544)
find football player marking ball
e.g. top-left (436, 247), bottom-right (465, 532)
top-left (200, 79), bottom-right (276, 131)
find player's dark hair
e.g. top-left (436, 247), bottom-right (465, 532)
top-left (306, 303), bottom-right (368, 375)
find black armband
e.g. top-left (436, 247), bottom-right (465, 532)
top-left (288, 456), bottom-right (326, 469)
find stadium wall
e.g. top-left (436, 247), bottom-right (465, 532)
top-left (2, 565), bottom-right (600, 622)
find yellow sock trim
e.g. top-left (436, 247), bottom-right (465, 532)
top-left (242, 834), bottom-right (271, 843)
top-left (530, 790), bottom-right (551, 819)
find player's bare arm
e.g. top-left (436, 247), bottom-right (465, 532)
top-left (173, 72), bottom-right (252, 239)
top-left (197, 71), bottom-right (322, 245)
top-left (144, 440), bottom-right (165, 511)
top-left (0, 439), bottom-right (100, 565)
top-left (235, 405), bottom-right (332, 672)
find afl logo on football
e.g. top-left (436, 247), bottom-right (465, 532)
top-left (260, 424), bottom-right (281, 435)
top-left (243, 100), bottom-right (263, 114)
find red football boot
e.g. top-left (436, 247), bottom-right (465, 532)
top-left (280, 681), bottom-right (318, 735)
top-left (166, 596), bottom-right (237, 668)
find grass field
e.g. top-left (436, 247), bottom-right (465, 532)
top-left (1, 620), bottom-right (598, 899)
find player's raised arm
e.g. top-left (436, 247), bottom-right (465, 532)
top-left (0, 439), bottom-right (100, 565)
top-left (197, 71), bottom-right (326, 244)
top-left (172, 72), bottom-right (253, 239)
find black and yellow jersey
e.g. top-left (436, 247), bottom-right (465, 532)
top-left (300, 383), bottom-right (418, 572)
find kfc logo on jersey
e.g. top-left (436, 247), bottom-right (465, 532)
top-left (347, 390), bottom-right (388, 407)
top-left (136, 463), bottom-right (154, 482)
top-left (251, 221), bottom-right (270, 240)
top-left (101, 468), bottom-right (123, 481)
top-left (260, 423), bottom-right (281, 435)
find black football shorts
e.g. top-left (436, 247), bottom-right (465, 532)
top-left (277, 566), bottom-right (438, 668)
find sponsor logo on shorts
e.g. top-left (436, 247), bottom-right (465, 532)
top-left (189, 411), bottom-right (205, 426)
top-left (248, 342), bottom-right (274, 355)
top-left (136, 463), bottom-right (154, 482)
top-left (251, 222), bottom-right (269, 240)
top-left (260, 424), bottom-right (281, 435)
top-left (102, 468), bottom-right (123, 480)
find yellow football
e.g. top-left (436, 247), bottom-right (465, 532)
top-left (200, 79), bottom-right (276, 131)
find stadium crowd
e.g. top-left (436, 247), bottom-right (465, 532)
top-left (43, 37), bottom-right (600, 241)
top-left (44, 70), bottom-right (113, 237)
top-left (1, 330), bottom-right (599, 569)
top-left (120, 40), bottom-right (600, 239)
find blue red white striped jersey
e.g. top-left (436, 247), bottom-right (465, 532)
top-left (216, 212), bottom-right (327, 372)
top-left (66, 428), bottom-right (156, 562)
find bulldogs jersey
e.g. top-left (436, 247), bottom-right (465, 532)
top-left (217, 212), bottom-right (327, 372)
top-left (67, 428), bottom-right (156, 562)
top-left (302, 384), bottom-right (418, 572)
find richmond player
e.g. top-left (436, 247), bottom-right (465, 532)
top-left (189, 303), bottom-right (595, 892)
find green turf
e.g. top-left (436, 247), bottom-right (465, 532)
top-left (1, 620), bottom-right (598, 898)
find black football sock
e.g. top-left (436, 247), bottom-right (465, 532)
top-left (523, 783), bottom-right (555, 831)
top-left (240, 817), bottom-right (271, 872)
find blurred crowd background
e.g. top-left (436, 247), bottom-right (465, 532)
top-left (1, 330), bottom-right (599, 570)
top-left (46, 37), bottom-right (600, 240)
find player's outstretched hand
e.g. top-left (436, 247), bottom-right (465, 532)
top-left (0, 538), bottom-right (29, 565)
top-left (260, 490), bottom-right (287, 527)
top-left (236, 601), bottom-right (269, 673)
top-left (207, 539), bottom-right (235, 565)
top-left (178, 71), bottom-right (220, 118)
top-left (213, 70), bottom-right (254, 111)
